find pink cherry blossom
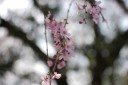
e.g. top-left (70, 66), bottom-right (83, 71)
top-left (52, 72), bottom-right (61, 79)
top-left (76, 3), bottom-right (86, 10)
top-left (41, 1), bottom-right (106, 85)
top-left (47, 60), bottom-right (53, 67)
top-left (46, 12), bottom-right (74, 66)
top-left (89, 1), bottom-right (102, 24)
top-left (57, 61), bottom-right (66, 69)
top-left (41, 76), bottom-right (49, 85)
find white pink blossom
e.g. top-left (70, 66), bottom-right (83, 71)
top-left (41, 72), bottom-right (61, 85)
top-left (47, 60), bottom-right (53, 67)
top-left (57, 61), bottom-right (66, 69)
top-left (76, 3), bottom-right (86, 10)
top-left (52, 72), bottom-right (61, 79)
top-left (45, 11), bottom-right (74, 69)
top-left (76, 1), bottom-right (103, 24)
top-left (41, 76), bottom-right (49, 85)
top-left (89, 1), bottom-right (102, 24)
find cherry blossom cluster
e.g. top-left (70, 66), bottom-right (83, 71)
top-left (42, 11), bottom-right (74, 85)
top-left (41, 0), bottom-right (105, 85)
top-left (77, 0), bottom-right (105, 24)
top-left (46, 12), bottom-right (74, 69)
top-left (41, 72), bottom-right (61, 85)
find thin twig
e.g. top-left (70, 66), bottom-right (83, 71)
top-left (50, 77), bottom-right (51, 85)
top-left (45, 1), bottom-right (75, 84)
top-left (44, 15), bottom-right (49, 57)
top-left (52, 52), bottom-right (59, 72)
top-left (101, 13), bottom-right (110, 29)
top-left (52, 0), bottom-right (75, 72)
top-left (44, 14), bottom-right (51, 85)
top-left (64, 0), bottom-right (75, 28)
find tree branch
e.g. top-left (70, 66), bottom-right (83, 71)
top-left (0, 18), bottom-right (48, 63)
top-left (116, 0), bottom-right (128, 13)
top-left (107, 30), bottom-right (128, 65)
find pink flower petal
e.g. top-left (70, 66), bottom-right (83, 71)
top-left (47, 60), bottom-right (53, 67)
top-left (57, 61), bottom-right (66, 69)
top-left (41, 76), bottom-right (49, 85)
top-left (52, 72), bottom-right (61, 80)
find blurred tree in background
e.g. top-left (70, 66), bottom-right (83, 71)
top-left (0, 0), bottom-right (128, 85)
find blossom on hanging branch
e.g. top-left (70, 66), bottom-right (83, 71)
top-left (42, 72), bottom-right (61, 85)
top-left (76, 0), bottom-right (105, 24)
top-left (76, 1), bottom-right (87, 24)
top-left (47, 60), bottom-right (54, 67)
top-left (45, 11), bottom-right (74, 69)
top-left (42, 11), bottom-right (74, 85)
top-left (89, 1), bottom-right (102, 24)
top-left (76, 2), bottom-right (86, 10)
top-left (41, 76), bottom-right (49, 85)
top-left (51, 72), bottom-right (61, 79)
